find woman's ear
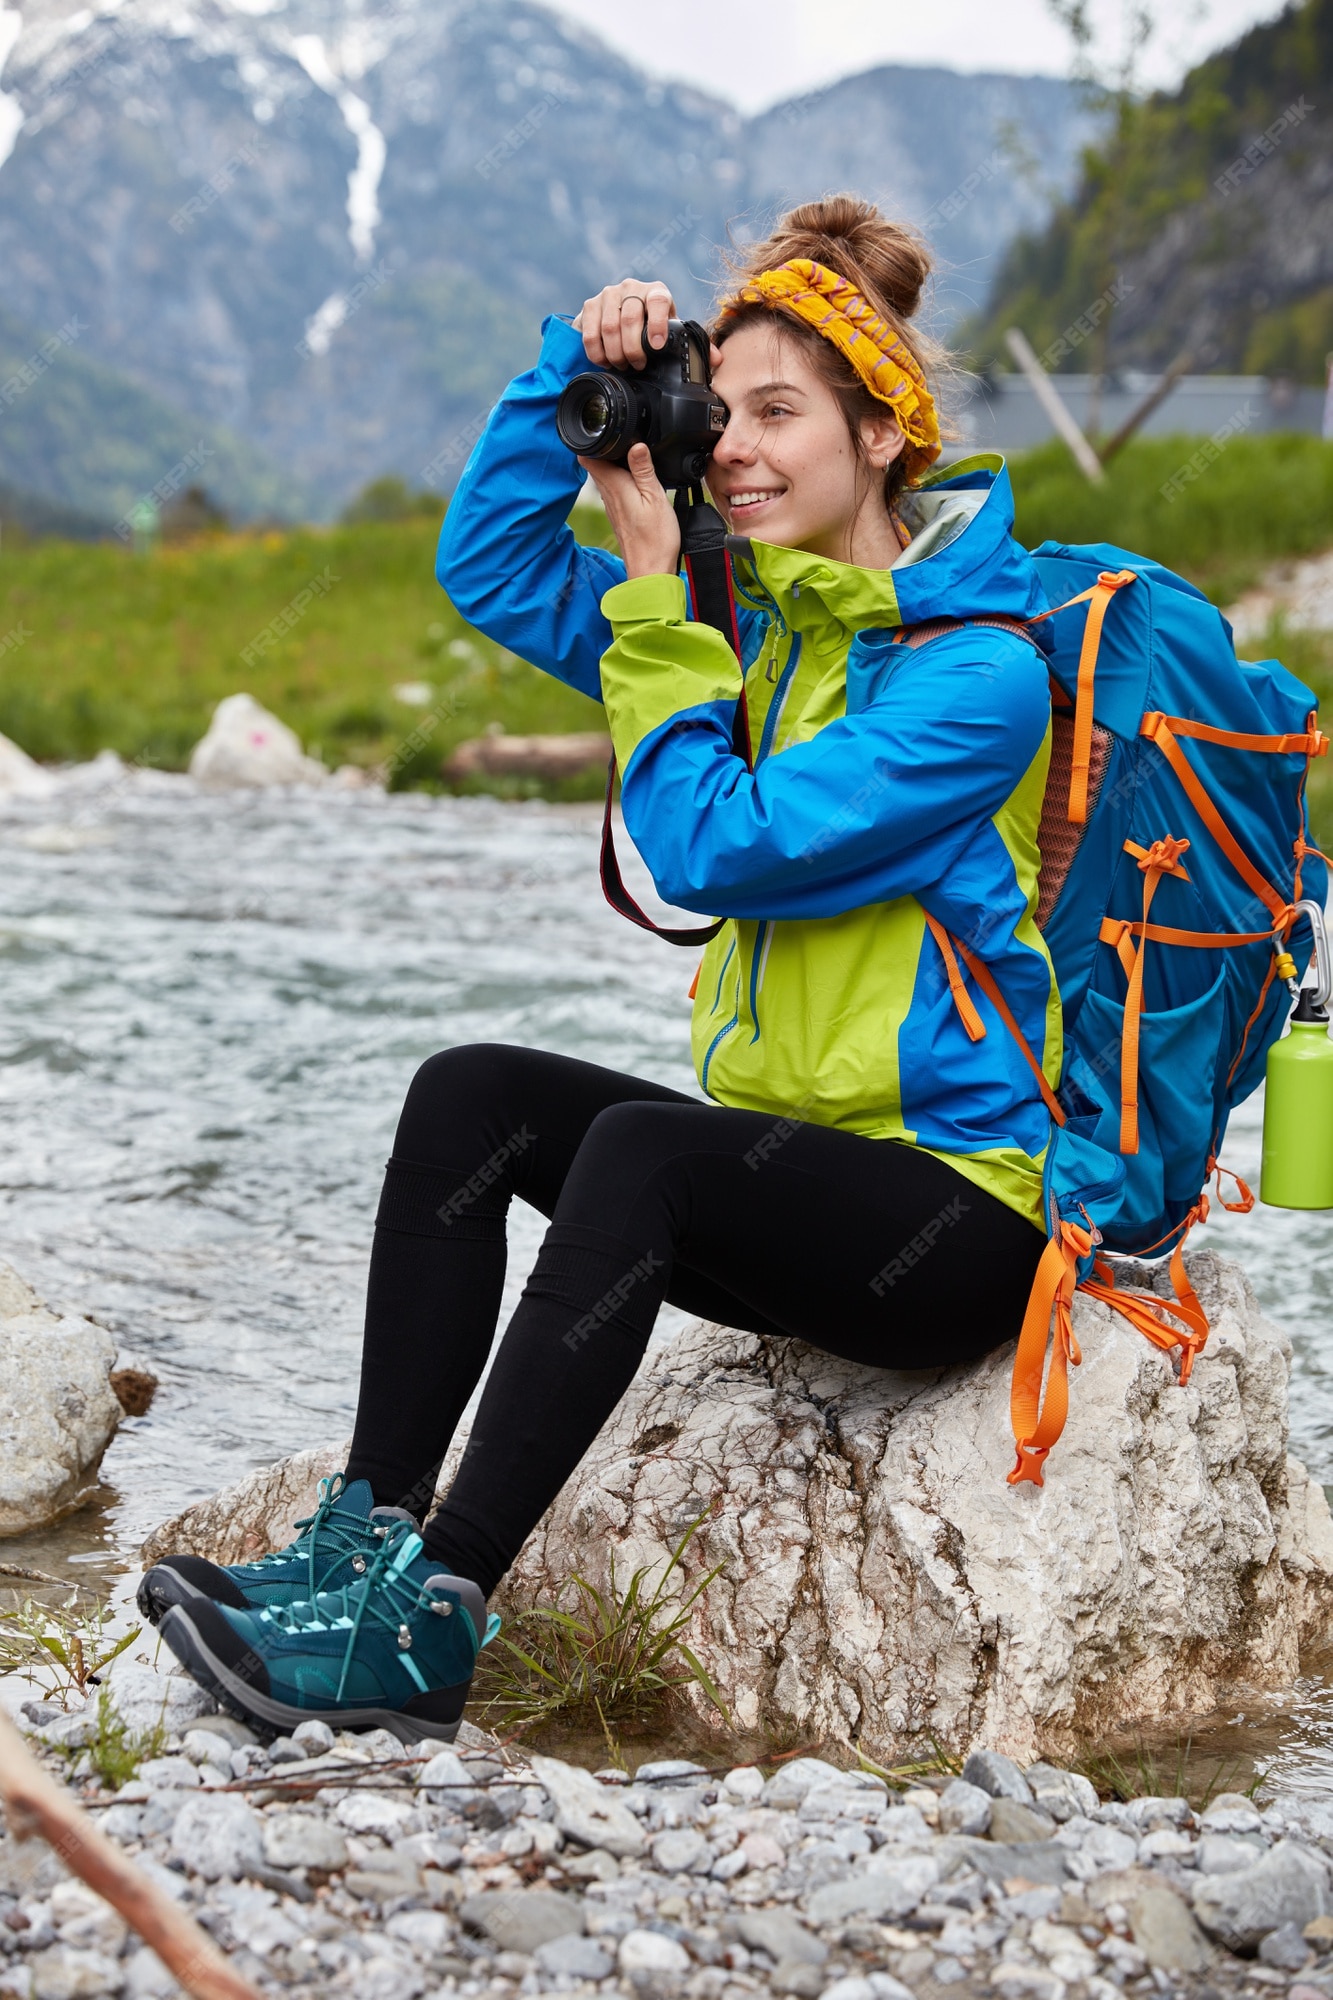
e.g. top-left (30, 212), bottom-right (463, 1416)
top-left (861, 411), bottom-right (906, 471)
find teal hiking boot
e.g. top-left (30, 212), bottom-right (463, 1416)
top-left (157, 1523), bottom-right (499, 1743)
top-left (136, 1474), bottom-right (417, 1628)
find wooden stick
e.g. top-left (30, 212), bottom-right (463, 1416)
top-left (0, 1563), bottom-right (81, 1589)
top-left (0, 1707), bottom-right (260, 2000)
top-left (1004, 328), bottom-right (1106, 484)
top-left (1099, 348), bottom-right (1195, 465)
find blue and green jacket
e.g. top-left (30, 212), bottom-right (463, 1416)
top-left (438, 315), bottom-right (1061, 1226)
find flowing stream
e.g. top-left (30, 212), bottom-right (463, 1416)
top-left (2, 768), bottom-right (1332, 1792)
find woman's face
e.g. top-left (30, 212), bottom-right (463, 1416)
top-left (705, 320), bottom-right (906, 566)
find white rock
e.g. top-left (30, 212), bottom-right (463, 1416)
top-left (169, 1793), bottom-right (264, 1880)
top-left (962, 1749), bottom-right (1033, 1802)
top-left (529, 1754), bottom-right (646, 1859)
top-left (333, 1790), bottom-right (415, 1838)
top-left (26, 1944), bottom-right (124, 1998)
top-left (180, 1729), bottom-right (232, 1772)
top-left (0, 1259), bottom-right (122, 1535)
top-left (49, 1882), bottom-right (126, 1958)
top-left (105, 1661), bottom-right (216, 1736)
top-left (1192, 1838), bottom-right (1329, 1950)
top-left (939, 1778), bottom-right (993, 1835)
top-left (1063, 1823), bottom-right (1138, 1878)
top-left (1020, 1768), bottom-right (1096, 1832)
top-left (137, 1756), bottom-right (200, 1792)
top-left (141, 1253), bottom-right (1333, 1765)
top-left (764, 1758), bottom-right (847, 1806)
top-left (1226, 548), bottom-right (1333, 645)
top-left (651, 1827), bottom-right (713, 1874)
top-left (495, 1251), bottom-right (1333, 1762)
top-left (291, 1718), bottom-right (335, 1755)
top-left (416, 1748), bottom-right (479, 1804)
top-left (722, 1765), bottom-right (765, 1804)
top-left (1199, 1791), bottom-right (1264, 1835)
top-left (187, 693), bottom-right (325, 789)
top-left (618, 1927), bottom-right (690, 1976)
top-left (0, 730), bottom-right (57, 800)
top-left (1197, 1831), bottom-right (1263, 1873)
top-left (262, 1811), bottom-right (349, 1873)
top-left (122, 1945), bottom-right (181, 1995)
top-left (804, 1853), bottom-right (940, 1925)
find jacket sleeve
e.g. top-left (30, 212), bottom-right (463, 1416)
top-left (600, 574), bottom-right (1051, 919)
top-left (434, 315), bottom-right (626, 702)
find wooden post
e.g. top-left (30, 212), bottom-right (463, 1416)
top-left (0, 1707), bottom-right (261, 2000)
top-left (1099, 349), bottom-right (1195, 465)
top-left (1004, 329), bottom-right (1105, 484)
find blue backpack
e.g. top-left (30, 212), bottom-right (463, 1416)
top-left (993, 543), bottom-right (1327, 1484)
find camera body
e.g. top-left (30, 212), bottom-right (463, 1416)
top-left (556, 319), bottom-right (727, 489)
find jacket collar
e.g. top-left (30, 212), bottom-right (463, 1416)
top-left (726, 455), bottom-right (1048, 637)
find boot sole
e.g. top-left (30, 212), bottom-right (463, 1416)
top-left (136, 1567), bottom-right (209, 1629)
top-left (158, 1604), bottom-right (466, 1746)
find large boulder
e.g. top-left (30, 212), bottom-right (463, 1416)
top-left (140, 1251), bottom-right (1333, 1762)
top-left (0, 1261), bottom-right (125, 1536)
top-left (187, 693), bottom-right (325, 789)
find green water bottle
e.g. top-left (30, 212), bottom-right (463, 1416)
top-left (1262, 900), bottom-right (1333, 1209)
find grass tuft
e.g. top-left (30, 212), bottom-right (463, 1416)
top-left (1078, 1733), bottom-right (1267, 1810)
top-left (76, 1686), bottom-right (168, 1792)
top-left (475, 1514), bottom-right (727, 1758)
top-left (0, 1594), bottom-right (141, 1708)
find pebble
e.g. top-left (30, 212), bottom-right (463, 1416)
top-left (962, 1749), bottom-right (1035, 1803)
top-left (168, 1793), bottom-right (264, 1881)
top-left (1262, 1920), bottom-right (1317, 1971)
top-left (14, 1659), bottom-right (1333, 1999)
top-left (533, 1929), bottom-right (615, 1978)
top-left (618, 1926), bottom-right (691, 1976)
top-left (1192, 1839), bottom-right (1330, 1952)
top-left (261, 1810), bottom-right (349, 1872)
top-left (938, 1776), bottom-right (992, 1835)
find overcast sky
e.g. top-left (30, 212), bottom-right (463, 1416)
top-left (553, 0), bottom-right (1289, 111)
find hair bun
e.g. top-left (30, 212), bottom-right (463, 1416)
top-left (760, 195), bottom-right (931, 322)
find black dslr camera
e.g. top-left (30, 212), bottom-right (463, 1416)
top-left (556, 319), bottom-right (727, 488)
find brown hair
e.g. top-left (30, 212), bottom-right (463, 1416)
top-left (713, 195), bottom-right (950, 506)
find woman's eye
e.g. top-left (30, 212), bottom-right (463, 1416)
top-left (761, 403), bottom-right (793, 420)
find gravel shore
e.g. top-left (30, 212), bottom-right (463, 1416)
top-left (3, 1662), bottom-right (1333, 2000)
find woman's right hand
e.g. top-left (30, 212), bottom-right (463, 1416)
top-left (573, 279), bottom-right (676, 370)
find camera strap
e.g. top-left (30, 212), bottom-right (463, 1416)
top-left (599, 488), bottom-right (748, 946)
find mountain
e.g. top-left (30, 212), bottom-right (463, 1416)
top-left (0, 306), bottom-right (315, 526)
top-left (0, 0), bottom-right (1098, 515)
top-left (968, 0), bottom-right (1333, 381)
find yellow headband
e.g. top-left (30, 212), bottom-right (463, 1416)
top-left (719, 257), bottom-right (940, 479)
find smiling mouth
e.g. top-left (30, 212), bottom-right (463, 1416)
top-left (726, 488), bottom-right (787, 513)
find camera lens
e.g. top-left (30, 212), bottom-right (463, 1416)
top-left (579, 389), bottom-right (612, 433)
top-left (556, 371), bottom-right (633, 459)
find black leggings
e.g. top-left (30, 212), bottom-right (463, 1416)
top-left (345, 1044), bottom-right (1044, 1597)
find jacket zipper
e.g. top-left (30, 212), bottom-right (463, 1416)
top-left (746, 634), bottom-right (803, 1045)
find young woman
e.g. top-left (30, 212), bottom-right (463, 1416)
top-left (142, 197), bottom-right (1060, 1742)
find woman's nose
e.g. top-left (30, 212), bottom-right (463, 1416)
top-left (712, 416), bottom-right (758, 465)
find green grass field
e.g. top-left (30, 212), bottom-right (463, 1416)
top-left (0, 433), bottom-right (1330, 826)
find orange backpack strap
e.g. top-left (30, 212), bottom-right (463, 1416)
top-left (1008, 1219), bottom-right (1089, 1486)
top-left (1011, 1204), bottom-right (1215, 1487)
top-left (1140, 713), bottom-right (1291, 924)
top-left (1026, 569), bottom-right (1137, 825)
top-left (1079, 1220), bottom-right (1210, 1384)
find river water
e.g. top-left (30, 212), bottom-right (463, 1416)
top-left (3, 767), bottom-right (1332, 1795)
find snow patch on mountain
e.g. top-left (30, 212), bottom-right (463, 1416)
top-left (290, 29), bottom-right (384, 263)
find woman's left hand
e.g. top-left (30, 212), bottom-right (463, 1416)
top-left (579, 443), bottom-right (680, 580)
